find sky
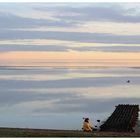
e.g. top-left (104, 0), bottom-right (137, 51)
top-left (0, 3), bottom-right (140, 66)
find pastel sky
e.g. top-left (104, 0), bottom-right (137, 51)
top-left (0, 3), bottom-right (140, 66)
top-left (0, 3), bottom-right (140, 130)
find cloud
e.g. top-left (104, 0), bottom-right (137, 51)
top-left (17, 22), bottom-right (140, 36)
top-left (34, 3), bottom-right (140, 23)
top-left (0, 11), bottom-right (76, 29)
top-left (0, 30), bottom-right (140, 44)
top-left (1, 3), bottom-right (140, 31)
top-left (0, 45), bottom-right (69, 52)
top-left (0, 44), bottom-right (140, 53)
top-left (74, 46), bottom-right (140, 52)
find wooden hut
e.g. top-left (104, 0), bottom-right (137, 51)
top-left (100, 104), bottom-right (139, 132)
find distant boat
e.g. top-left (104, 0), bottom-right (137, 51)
top-left (127, 80), bottom-right (130, 83)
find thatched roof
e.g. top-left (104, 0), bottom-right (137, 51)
top-left (100, 104), bottom-right (139, 132)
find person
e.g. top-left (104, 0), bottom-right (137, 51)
top-left (82, 118), bottom-right (93, 132)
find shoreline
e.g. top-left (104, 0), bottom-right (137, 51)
top-left (0, 127), bottom-right (140, 137)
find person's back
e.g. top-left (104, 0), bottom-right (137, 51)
top-left (82, 118), bottom-right (93, 132)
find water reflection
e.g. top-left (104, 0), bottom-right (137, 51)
top-left (0, 66), bottom-right (139, 129)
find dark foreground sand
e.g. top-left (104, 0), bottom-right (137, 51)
top-left (0, 127), bottom-right (140, 137)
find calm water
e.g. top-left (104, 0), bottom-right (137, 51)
top-left (0, 66), bottom-right (140, 130)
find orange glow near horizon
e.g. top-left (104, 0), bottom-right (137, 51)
top-left (0, 51), bottom-right (140, 67)
top-left (0, 51), bottom-right (140, 60)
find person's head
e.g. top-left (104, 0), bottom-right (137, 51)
top-left (84, 118), bottom-right (89, 122)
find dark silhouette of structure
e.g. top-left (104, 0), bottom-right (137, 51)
top-left (100, 104), bottom-right (139, 132)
